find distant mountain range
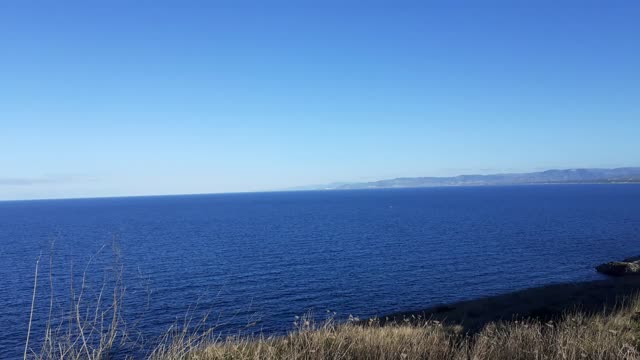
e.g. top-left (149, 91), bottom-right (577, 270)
top-left (295, 167), bottom-right (640, 191)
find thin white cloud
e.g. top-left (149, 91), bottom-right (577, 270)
top-left (0, 175), bottom-right (97, 186)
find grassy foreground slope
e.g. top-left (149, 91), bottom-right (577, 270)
top-left (150, 295), bottom-right (640, 360)
top-left (25, 259), bottom-right (640, 360)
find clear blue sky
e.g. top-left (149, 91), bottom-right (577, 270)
top-left (1, 1), bottom-right (639, 200)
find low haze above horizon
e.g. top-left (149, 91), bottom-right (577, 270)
top-left (2, 1), bottom-right (639, 200)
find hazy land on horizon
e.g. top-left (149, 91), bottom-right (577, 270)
top-left (291, 167), bottom-right (640, 191)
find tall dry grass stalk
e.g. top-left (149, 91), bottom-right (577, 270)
top-left (25, 255), bottom-right (41, 360)
top-left (24, 245), bottom-right (131, 360)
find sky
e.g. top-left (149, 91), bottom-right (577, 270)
top-left (1, 1), bottom-right (639, 200)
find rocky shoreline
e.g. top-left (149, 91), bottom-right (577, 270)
top-left (596, 256), bottom-right (640, 276)
top-left (375, 257), bottom-right (640, 333)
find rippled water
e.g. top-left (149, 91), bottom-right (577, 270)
top-left (2, 185), bottom-right (640, 358)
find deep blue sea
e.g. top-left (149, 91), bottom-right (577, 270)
top-left (2, 185), bottom-right (640, 358)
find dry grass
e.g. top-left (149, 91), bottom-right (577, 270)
top-left (25, 245), bottom-right (131, 360)
top-left (26, 284), bottom-right (640, 360)
top-left (24, 251), bottom-right (640, 360)
top-left (174, 303), bottom-right (640, 360)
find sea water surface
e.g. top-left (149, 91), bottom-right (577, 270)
top-left (1, 185), bottom-right (640, 358)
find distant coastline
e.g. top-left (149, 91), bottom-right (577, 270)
top-left (292, 167), bottom-right (640, 191)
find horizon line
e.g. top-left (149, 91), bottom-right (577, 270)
top-left (2, 166), bottom-right (639, 202)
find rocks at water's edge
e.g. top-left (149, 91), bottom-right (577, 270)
top-left (596, 259), bottom-right (640, 276)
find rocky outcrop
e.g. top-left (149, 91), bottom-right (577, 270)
top-left (596, 259), bottom-right (640, 276)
